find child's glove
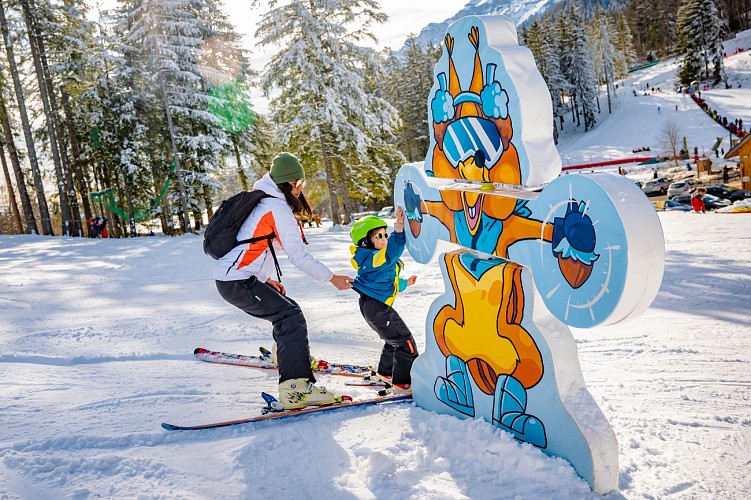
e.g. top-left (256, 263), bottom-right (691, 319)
top-left (393, 221), bottom-right (404, 233)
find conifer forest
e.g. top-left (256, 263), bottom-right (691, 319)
top-left (0, 0), bottom-right (745, 236)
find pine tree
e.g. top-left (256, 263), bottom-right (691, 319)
top-left (0, 0), bottom-right (53, 235)
top-left (526, 16), bottom-right (569, 135)
top-left (563, 6), bottom-right (598, 131)
top-left (625, 0), bottom-right (681, 59)
top-left (614, 14), bottom-right (636, 77)
top-left (385, 38), bottom-right (437, 163)
top-left (0, 84), bottom-right (37, 233)
top-left (47, 0), bottom-right (99, 234)
top-left (114, 0), bottom-right (252, 233)
top-left (677, 0), bottom-right (725, 85)
top-left (588, 6), bottom-right (617, 114)
top-left (20, 0), bottom-right (76, 236)
top-left (254, 0), bottom-right (402, 225)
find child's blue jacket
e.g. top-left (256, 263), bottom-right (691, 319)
top-left (350, 230), bottom-right (407, 306)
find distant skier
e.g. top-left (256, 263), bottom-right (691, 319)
top-left (349, 207), bottom-right (418, 396)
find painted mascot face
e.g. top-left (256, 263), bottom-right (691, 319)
top-left (429, 27), bottom-right (522, 233)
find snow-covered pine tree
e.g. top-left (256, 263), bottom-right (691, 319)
top-left (85, 6), bottom-right (164, 237)
top-left (565, 6), bottom-right (598, 132)
top-left (524, 16), bottom-right (569, 137)
top-left (44, 0), bottom-right (98, 233)
top-left (254, 0), bottom-right (402, 225)
top-left (119, 0), bottom-right (249, 233)
top-left (677, 0), bottom-right (725, 85)
top-left (572, 37), bottom-right (599, 131)
top-left (588, 6), bottom-right (618, 114)
top-left (19, 0), bottom-right (77, 236)
top-left (387, 38), bottom-right (438, 163)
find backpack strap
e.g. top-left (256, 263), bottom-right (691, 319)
top-left (236, 233), bottom-right (282, 282)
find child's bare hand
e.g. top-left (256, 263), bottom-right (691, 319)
top-left (394, 206), bottom-right (405, 232)
top-left (407, 275), bottom-right (417, 286)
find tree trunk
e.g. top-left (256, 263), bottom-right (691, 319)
top-left (335, 159), bottom-right (353, 225)
top-left (60, 89), bottom-right (93, 231)
top-left (319, 134), bottom-right (341, 225)
top-left (606, 72), bottom-right (612, 114)
top-left (35, 6), bottom-right (82, 236)
top-left (0, 98), bottom-right (36, 233)
top-left (122, 170), bottom-right (136, 237)
top-left (20, 0), bottom-right (72, 235)
top-left (0, 144), bottom-right (23, 232)
top-left (233, 140), bottom-right (248, 191)
top-left (0, 0), bottom-right (53, 235)
top-left (203, 183), bottom-right (214, 220)
top-left (158, 69), bottom-right (192, 234)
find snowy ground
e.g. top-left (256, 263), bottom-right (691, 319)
top-left (2, 29), bottom-right (751, 500)
top-left (1, 210), bottom-right (750, 498)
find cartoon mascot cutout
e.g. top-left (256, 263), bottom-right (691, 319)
top-left (394, 16), bottom-right (664, 494)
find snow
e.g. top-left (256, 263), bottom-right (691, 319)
top-left (2, 31), bottom-right (751, 500)
top-left (557, 29), bottom-right (751, 169)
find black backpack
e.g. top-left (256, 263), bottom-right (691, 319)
top-left (203, 190), bottom-right (282, 280)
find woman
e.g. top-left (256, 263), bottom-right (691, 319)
top-left (214, 152), bottom-right (353, 409)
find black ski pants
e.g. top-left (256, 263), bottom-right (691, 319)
top-left (358, 293), bottom-right (418, 385)
top-left (216, 277), bottom-right (314, 383)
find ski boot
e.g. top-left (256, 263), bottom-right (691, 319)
top-left (278, 378), bottom-right (338, 410)
top-left (377, 382), bottom-right (411, 397)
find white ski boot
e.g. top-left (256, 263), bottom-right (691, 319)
top-left (377, 383), bottom-right (412, 397)
top-left (278, 378), bottom-right (338, 410)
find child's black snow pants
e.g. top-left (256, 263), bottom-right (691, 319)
top-left (358, 293), bottom-right (418, 385)
top-left (216, 277), bottom-right (315, 383)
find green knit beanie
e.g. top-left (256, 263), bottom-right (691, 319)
top-left (270, 152), bottom-right (305, 184)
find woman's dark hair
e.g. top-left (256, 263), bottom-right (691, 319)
top-left (278, 181), bottom-right (312, 215)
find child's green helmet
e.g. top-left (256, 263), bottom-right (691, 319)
top-left (350, 215), bottom-right (387, 245)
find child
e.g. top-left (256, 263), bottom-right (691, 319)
top-left (691, 187), bottom-right (707, 213)
top-left (350, 206), bottom-right (417, 396)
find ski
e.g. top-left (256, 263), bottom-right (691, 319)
top-left (193, 347), bottom-right (373, 378)
top-left (345, 381), bottom-right (388, 387)
top-left (161, 393), bottom-right (412, 431)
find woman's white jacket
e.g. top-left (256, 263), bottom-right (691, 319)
top-left (213, 174), bottom-right (333, 284)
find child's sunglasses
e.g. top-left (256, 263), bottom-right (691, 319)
top-left (373, 231), bottom-right (389, 240)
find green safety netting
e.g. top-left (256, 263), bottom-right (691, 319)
top-left (89, 159), bottom-right (175, 222)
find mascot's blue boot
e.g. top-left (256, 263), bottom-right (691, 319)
top-left (434, 355), bottom-right (475, 417)
top-left (493, 375), bottom-right (547, 448)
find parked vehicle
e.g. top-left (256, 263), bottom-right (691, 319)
top-left (671, 193), bottom-right (731, 210)
top-left (653, 199), bottom-right (691, 211)
top-left (693, 184), bottom-right (751, 202)
top-left (377, 205), bottom-right (395, 218)
top-left (352, 211), bottom-right (378, 220)
top-left (641, 177), bottom-right (671, 196)
top-left (666, 178), bottom-right (701, 198)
